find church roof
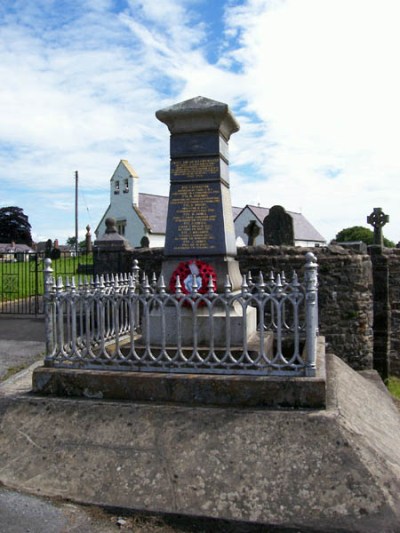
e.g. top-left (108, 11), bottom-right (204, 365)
top-left (113, 159), bottom-right (139, 179)
top-left (138, 193), bottom-right (169, 234)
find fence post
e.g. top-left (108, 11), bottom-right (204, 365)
top-left (43, 257), bottom-right (54, 362)
top-left (304, 252), bottom-right (318, 377)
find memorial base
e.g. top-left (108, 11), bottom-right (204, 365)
top-left (146, 300), bottom-right (257, 347)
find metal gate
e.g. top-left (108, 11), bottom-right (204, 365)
top-left (0, 252), bottom-right (94, 315)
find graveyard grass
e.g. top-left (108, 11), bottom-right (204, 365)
top-left (387, 376), bottom-right (400, 400)
top-left (0, 254), bottom-right (93, 301)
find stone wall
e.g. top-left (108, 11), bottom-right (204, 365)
top-left (131, 245), bottom-right (374, 371)
top-left (384, 248), bottom-right (400, 375)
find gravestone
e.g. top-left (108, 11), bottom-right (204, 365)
top-left (263, 205), bottom-right (294, 245)
top-left (367, 207), bottom-right (389, 247)
top-left (93, 217), bottom-right (132, 276)
top-left (156, 96), bottom-right (242, 291)
top-left (367, 208), bottom-right (391, 380)
top-left (244, 220), bottom-right (260, 246)
top-left (140, 236), bottom-right (150, 248)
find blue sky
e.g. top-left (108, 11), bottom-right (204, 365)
top-left (1, 0), bottom-right (399, 244)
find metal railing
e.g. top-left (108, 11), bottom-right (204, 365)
top-left (0, 251), bottom-right (94, 315)
top-left (43, 253), bottom-right (319, 377)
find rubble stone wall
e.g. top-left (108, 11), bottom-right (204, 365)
top-left (384, 248), bottom-right (400, 375)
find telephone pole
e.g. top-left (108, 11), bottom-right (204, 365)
top-left (75, 170), bottom-right (79, 256)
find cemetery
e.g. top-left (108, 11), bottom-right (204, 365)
top-left (0, 97), bottom-right (400, 531)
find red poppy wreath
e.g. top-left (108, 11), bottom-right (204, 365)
top-left (169, 260), bottom-right (217, 295)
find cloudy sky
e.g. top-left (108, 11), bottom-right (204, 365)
top-left (1, 0), bottom-right (399, 244)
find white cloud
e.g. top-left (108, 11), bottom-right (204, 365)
top-left (0, 0), bottom-right (399, 244)
top-left (221, 0), bottom-right (400, 241)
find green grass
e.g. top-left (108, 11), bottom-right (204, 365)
top-left (386, 376), bottom-right (400, 400)
top-left (0, 253), bottom-right (93, 302)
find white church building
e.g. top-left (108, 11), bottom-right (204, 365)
top-left (95, 160), bottom-right (326, 248)
top-left (95, 160), bottom-right (168, 248)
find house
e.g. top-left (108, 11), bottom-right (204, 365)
top-left (234, 205), bottom-right (326, 247)
top-left (95, 160), bottom-right (326, 248)
top-left (0, 242), bottom-right (34, 262)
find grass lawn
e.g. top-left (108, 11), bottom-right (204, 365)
top-left (386, 376), bottom-right (400, 400)
top-left (0, 254), bottom-right (93, 301)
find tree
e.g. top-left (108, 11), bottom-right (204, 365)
top-left (0, 206), bottom-right (32, 245)
top-left (335, 226), bottom-right (395, 248)
top-left (65, 236), bottom-right (86, 250)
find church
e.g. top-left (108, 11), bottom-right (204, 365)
top-left (95, 160), bottom-right (326, 248)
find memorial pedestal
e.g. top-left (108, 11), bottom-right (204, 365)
top-left (156, 96), bottom-right (242, 291)
top-left (146, 301), bottom-right (257, 347)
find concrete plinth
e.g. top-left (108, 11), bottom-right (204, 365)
top-left (32, 348), bottom-right (324, 409)
top-left (2, 354), bottom-right (400, 531)
top-left (147, 300), bottom-right (257, 347)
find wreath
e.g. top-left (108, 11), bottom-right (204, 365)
top-left (169, 260), bottom-right (217, 295)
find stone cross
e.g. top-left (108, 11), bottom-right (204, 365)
top-left (244, 220), bottom-right (260, 246)
top-left (367, 207), bottom-right (389, 247)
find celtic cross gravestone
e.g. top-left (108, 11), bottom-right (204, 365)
top-left (367, 207), bottom-right (389, 247)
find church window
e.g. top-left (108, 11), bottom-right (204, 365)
top-left (114, 180), bottom-right (120, 194)
top-left (117, 220), bottom-right (126, 236)
top-left (123, 178), bottom-right (129, 193)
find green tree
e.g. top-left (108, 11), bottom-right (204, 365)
top-left (65, 236), bottom-right (86, 250)
top-left (66, 236), bottom-right (77, 247)
top-left (335, 226), bottom-right (395, 248)
top-left (0, 206), bottom-right (32, 245)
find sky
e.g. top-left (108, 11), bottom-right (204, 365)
top-left (1, 0), bottom-right (399, 245)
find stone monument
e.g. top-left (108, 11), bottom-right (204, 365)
top-left (156, 96), bottom-right (242, 291)
top-left (244, 219), bottom-right (260, 246)
top-left (85, 224), bottom-right (92, 253)
top-left (152, 96), bottom-right (256, 345)
top-left (367, 207), bottom-right (389, 247)
top-left (367, 207), bottom-right (391, 379)
top-left (263, 205), bottom-right (294, 245)
top-left (93, 217), bottom-right (132, 276)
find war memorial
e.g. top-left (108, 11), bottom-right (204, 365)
top-left (0, 98), bottom-right (399, 531)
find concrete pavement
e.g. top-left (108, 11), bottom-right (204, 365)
top-left (0, 316), bottom-right (45, 381)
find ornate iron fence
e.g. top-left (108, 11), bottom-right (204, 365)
top-left (43, 253), bottom-right (319, 377)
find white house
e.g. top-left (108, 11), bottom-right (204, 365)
top-left (234, 205), bottom-right (326, 247)
top-left (96, 160), bottom-right (326, 249)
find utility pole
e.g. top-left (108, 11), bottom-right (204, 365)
top-left (75, 170), bottom-right (79, 256)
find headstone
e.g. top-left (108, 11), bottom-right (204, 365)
top-left (156, 96), bottom-right (242, 291)
top-left (263, 205), bottom-right (294, 246)
top-left (367, 207), bottom-right (389, 247)
top-left (45, 239), bottom-right (52, 258)
top-left (244, 220), bottom-right (260, 246)
top-left (50, 239), bottom-right (61, 260)
top-left (140, 236), bottom-right (150, 248)
top-left (93, 217), bottom-right (132, 276)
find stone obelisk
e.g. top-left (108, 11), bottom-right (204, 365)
top-left (156, 96), bottom-right (242, 291)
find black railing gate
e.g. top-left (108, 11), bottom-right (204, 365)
top-left (0, 252), bottom-right (94, 315)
